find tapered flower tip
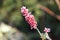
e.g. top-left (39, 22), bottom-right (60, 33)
top-left (21, 6), bottom-right (26, 13)
top-left (21, 6), bottom-right (26, 10)
top-left (44, 27), bottom-right (50, 33)
top-left (21, 6), bottom-right (29, 16)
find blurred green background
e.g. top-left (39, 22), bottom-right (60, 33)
top-left (0, 0), bottom-right (60, 40)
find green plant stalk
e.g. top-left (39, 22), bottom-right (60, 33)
top-left (36, 28), bottom-right (45, 40)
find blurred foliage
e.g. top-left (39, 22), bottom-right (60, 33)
top-left (0, 0), bottom-right (60, 40)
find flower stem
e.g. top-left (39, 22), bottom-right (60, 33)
top-left (41, 35), bottom-right (45, 40)
top-left (36, 28), bottom-right (44, 40)
top-left (36, 28), bottom-right (41, 36)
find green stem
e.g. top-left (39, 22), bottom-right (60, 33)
top-left (36, 28), bottom-right (45, 40)
top-left (36, 28), bottom-right (41, 37)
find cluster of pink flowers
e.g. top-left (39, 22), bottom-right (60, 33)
top-left (44, 27), bottom-right (50, 33)
top-left (21, 6), bottom-right (37, 29)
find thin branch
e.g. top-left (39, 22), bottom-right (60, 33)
top-left (55, 0), bottom-right (60, 10)
top-left (37, 4), bottom-right (60, 20)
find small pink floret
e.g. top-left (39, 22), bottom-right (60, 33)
top-left (44, 27), bottom-right (50, 33)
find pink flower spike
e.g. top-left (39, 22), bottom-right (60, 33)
top-left (21, 6), bottom-right (37, 29)
top-left (44, 27), bottom-right (50, 33)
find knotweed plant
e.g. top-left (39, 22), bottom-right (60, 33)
top-left (21, 6), bottom-right (52, 40)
